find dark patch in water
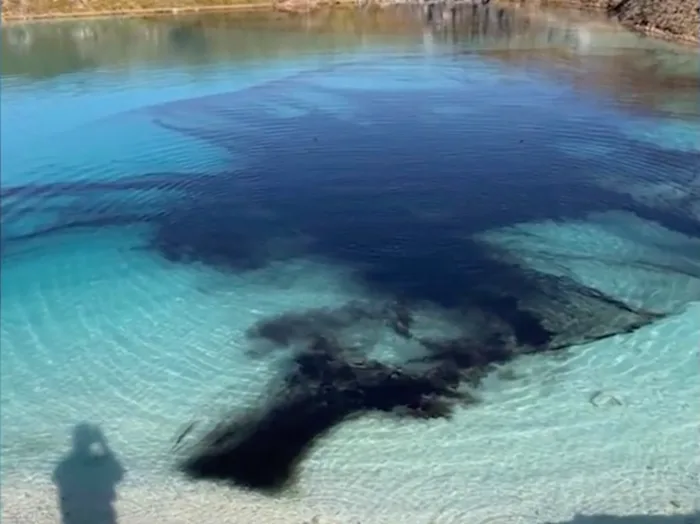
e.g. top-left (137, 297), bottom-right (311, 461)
top-left (245, 302), bottom-right (383, 349)
top-left (2, 67), bottom-right (698, 494)
top-left (179, 333), bottom-right (473, 493)
top-left (176, 269), bottom-right (663, 493)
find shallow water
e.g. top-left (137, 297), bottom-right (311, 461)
top-left (1, 6), bottom-right (699, 524)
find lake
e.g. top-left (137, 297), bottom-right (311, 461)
top-left (1, 5), bottom-right (699, 524)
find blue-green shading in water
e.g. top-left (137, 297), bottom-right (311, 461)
top-left (3, 53), bottom-right (700, 487)
top-left (2, 11), bottom-right (699, 515)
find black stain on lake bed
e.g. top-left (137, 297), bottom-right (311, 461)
top-left (1, 56), bottom-right (698, 494)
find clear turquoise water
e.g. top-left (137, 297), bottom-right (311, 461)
top-left (1, 8), bottom-right (699, 524)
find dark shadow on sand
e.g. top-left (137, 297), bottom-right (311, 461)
top-left (52, 423), bottom-right (126, 524)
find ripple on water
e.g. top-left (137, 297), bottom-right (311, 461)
top-left (2, 19), bottom-right (699, 523)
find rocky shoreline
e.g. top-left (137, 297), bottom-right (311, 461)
top-left (498, 0), bottom-right (699, 45)
top-left (2, 0), bottom-right (698, 45)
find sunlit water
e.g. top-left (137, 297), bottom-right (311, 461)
top-left (1, 7), bottom-right (699, 524)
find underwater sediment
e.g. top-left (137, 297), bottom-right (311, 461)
top-left (2, 64), bottom-right (698, 493)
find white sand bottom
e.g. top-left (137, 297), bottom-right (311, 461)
top-left (2, 219), bottom-right (699, 524)
top-left (3, 299), bottom-right (699, 524)
top-left (3, 458), bottom-right (698, 524)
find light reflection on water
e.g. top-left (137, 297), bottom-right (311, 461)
top-left (2, 6), bottom-right (698, 123)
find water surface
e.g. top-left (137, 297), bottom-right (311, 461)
top-left (1, 6), bottom-right (699, 524)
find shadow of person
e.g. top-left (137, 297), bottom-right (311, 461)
top-left (52, 423), bottom-right (126, 524)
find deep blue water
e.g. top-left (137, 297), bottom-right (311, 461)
top-left (1, 7), bottom-right (699, 524)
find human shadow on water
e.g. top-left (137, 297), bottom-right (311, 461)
top-left (52, 423), bottom-right (126, 524)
